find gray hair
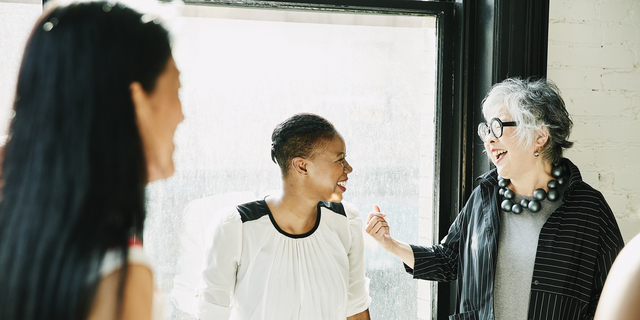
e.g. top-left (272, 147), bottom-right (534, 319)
top-left (481, 78), bottom-right (573, 164)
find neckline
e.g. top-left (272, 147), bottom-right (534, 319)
top-left (482, 158), bottom-right (583, 190)
top-left (260, 199), bottom-right (322, 239)
top-left (508, 177), bottom-right (569, 201)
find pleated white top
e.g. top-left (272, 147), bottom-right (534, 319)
top-left (197, 200), bottom-right (371, 320)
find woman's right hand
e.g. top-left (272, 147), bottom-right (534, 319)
top-left (365, 205), bottom-right (395, 252)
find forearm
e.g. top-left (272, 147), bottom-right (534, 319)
top-left (385, 239), bottom-right (415, 269)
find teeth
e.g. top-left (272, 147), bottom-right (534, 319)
top-left (337, 181), bottom-right (347, 187)
top-left (492, 150), bottom-right (507, 157)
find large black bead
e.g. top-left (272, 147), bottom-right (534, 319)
top-left (547, 180), bottom-right (559, 189)
top-left (551, 165), bottom-right (564, 178)
top-left (547, 189), bottom-right (560, 202)
top-left (498, 179), bottom-right (510, 188)
top-left (520, 199), bottom-right (530, 208)
top-left (528, 200), bottom-right (541, 213)
top-left (501, 199), bottom-right (514, 212)
top-left (533, 188), bottom-right (546, 201)
top-left (499, 188), bottom-right (506, 196)
top-left (511, 204), bottom-right (523, 214)
top-left (504, 189), bottom-right (515, 200)
top-left (557, 176), bottom-right (566, 186)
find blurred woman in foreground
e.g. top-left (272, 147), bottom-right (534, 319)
top-left (0, 2), bottom-right (183, 319)
top-left (594, 233), bottom-right (640, 320)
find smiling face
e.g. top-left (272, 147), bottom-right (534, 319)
top-left (305, 134), bottom-right (352, 202)
top-left (483, 105), bottom-right (539, 180)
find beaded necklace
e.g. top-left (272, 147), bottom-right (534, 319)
top-left (498, 163), bottom-right (567, 214)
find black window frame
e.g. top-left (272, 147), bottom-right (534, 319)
top-left (150, 0), bottom-right (551, 318)
top-left (29, 0), bottom-right (553, 317)
top-left (181, 1), bottom-right (458, 319)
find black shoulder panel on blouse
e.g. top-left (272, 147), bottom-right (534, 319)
top-left (318, 201), bottom-right (346, 217)
top-left (237, 200), bottom-right (270, 223)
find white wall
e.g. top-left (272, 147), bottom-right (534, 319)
top-left (547, 0), bottom-right (640, 242)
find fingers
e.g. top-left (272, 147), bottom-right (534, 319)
top-left (372, 222), bottom-right (389, 237)
top-left (366, 205), bottom-right (392, 242)
top-left (365, 215), bottom-right (389, 236)
top-left (365, 211), bottom-right (386, 225)
top-left (365, 213), bottom-right (387, 228)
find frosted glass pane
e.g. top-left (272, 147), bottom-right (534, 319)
top-left (144, 5), bottom-right (437, 320)
top-left (0, 2), bottom-right (42, 137)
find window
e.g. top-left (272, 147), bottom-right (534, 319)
top-left (0, 0), bottom-right (458, 319)
top-left (0, 0), bottom-right (556, 318)
top-left (0, 0), bottom-right (42, 138)
top-left (143, 1), bottom-right (455, 319)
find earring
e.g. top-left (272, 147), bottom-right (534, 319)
top-left (534, 151), bottom-right (540, 157)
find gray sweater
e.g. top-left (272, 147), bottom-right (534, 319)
top-left (494, 188), bottom-right (565, 320)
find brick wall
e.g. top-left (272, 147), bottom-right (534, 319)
top-left (547, 0), bottom-right (640, 242)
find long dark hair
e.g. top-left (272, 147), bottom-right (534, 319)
top-left (0, 2), bottom-right (171, 319)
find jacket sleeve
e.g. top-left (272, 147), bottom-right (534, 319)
top-left (196, 206), bottom-right (243, 319)
top-left (586, 192), bottom-right (625, 319)
top-left (403, 202), bottom-right (469, 282)
top-left (343, 202), bottom-right (372, 316)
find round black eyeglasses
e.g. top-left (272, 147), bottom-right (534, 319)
top-left (477, 118), bottom-right (517, 142)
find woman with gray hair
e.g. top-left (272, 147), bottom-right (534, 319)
top-left (366, 78), bottom-right (624, 320)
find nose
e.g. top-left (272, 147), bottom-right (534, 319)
top-left (343, 159), bottom-right (353, 174)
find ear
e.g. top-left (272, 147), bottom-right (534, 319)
top-left (130, 81), bottom-right (150, 120)
top-left (291, 157), bottom-right (308, 176)
top-left (535, 127), bottom-right (550, 148)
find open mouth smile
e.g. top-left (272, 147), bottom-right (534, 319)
top-left (337, 180), bottom-right (347, 191)
top-left (492, 149), bottom-right (507, 162)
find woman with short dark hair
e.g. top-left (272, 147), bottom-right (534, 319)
top-left (0, 2), bottom-right (183, 319)
top-left (366, 78), bottom-right (624, 320)
top-left (198, 113), bottom-right (371, 320)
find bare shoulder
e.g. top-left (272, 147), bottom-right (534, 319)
top-left (595, 235), bottom-right (640, 320)
top-left (87, 264), bottom-right (153, 320)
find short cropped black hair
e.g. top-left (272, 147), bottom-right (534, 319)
top-left (271, 113), bottom-right (337, 177)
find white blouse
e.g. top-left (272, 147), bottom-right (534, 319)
top-left (101, 245), bottom-right (164, 320)
top-left (197, 200), bottom-right (371, 320)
